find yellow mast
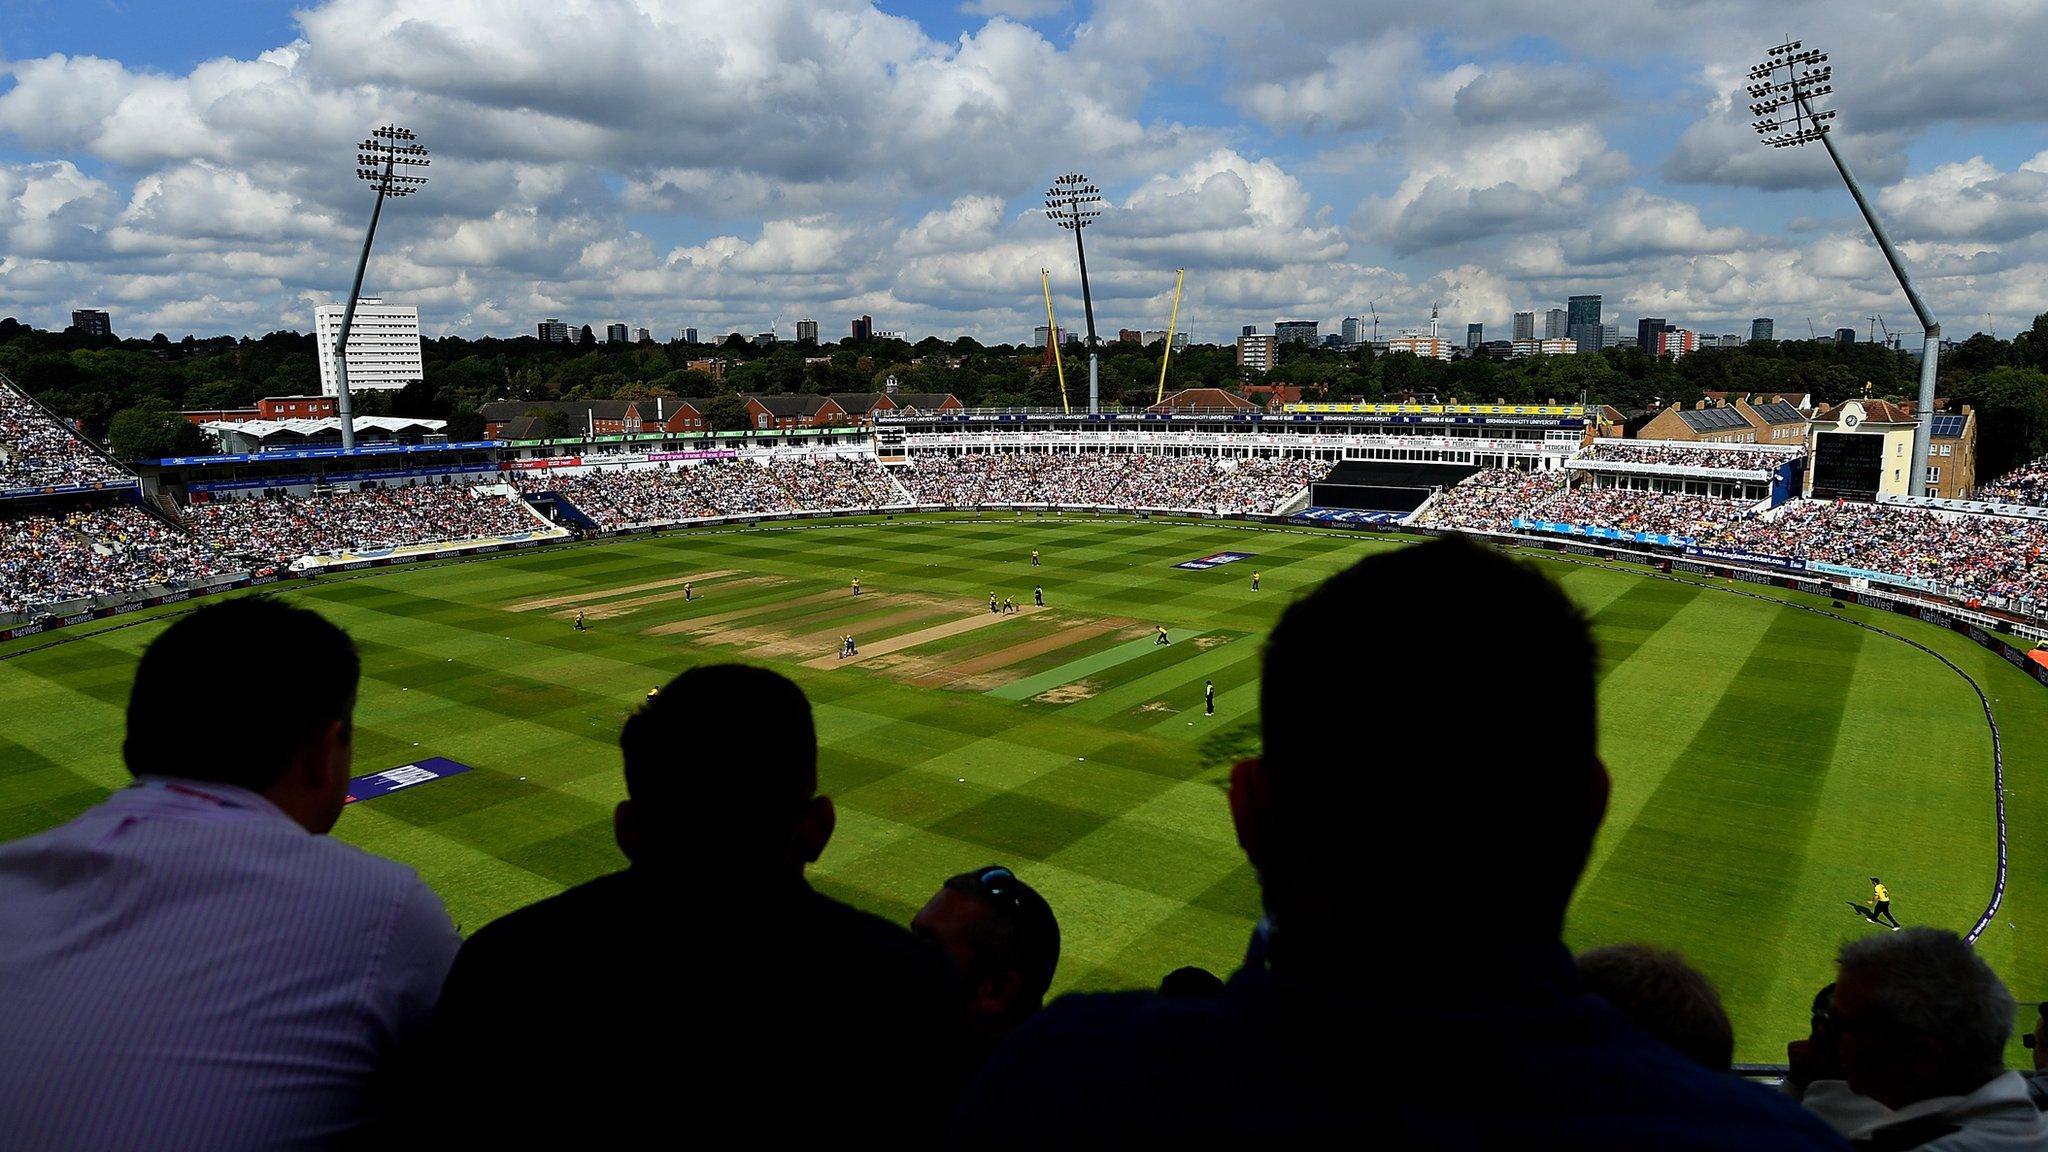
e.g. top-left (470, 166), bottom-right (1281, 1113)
top-left (1155, 267), bottom-right (1186, 404)
top-left (1041, 268), bottom-right (1070, 415)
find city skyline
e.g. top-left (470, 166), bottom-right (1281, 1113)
top-left (4, 1), bottom-right (2047, 345)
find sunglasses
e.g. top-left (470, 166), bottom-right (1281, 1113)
top-left (969, 865), bottom-right (1023, 908)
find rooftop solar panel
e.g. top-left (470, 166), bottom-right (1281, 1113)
top-left (1752, 401), bottom-right (1804, 424)
top-left (1678, 407), bottom-right (1748, 432)
top-left (1931, 414), bottom-right (1965, 438)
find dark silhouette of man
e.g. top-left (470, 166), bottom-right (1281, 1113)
top-left (0, 597), bottom-right (457, 1150)
top-left (431, 665), bottom-right (962, 1145)
top-left (911, 865), bottom-right (1060, 1069)
top-left (953, 535), bottom-right (1847, 1150)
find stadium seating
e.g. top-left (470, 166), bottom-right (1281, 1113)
top-left (184, 485), bottom-right (548, 567)
top-left (1716, 500), bottom-right (2048, 605)
top-left (1, 378), bottom-right (132, 491)
top-left (1577, 442), bottom-right (1795, 472)
top-left (0, 506), bottom-right (231, 615)
top-left (1975, 456), bottom-right (2048, 507)
top-left (898, 451), bottom-right (1323, 513)
top-left (1417, 469), bottom-right (1757, 540)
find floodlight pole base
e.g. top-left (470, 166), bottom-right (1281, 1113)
top-left (1088, 353), bottom-right (1099, 415)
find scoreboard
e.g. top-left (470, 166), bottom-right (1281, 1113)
top-left (1810, 432), bottom-right (1884, 501)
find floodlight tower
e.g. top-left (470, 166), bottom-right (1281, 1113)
top-left (1748, 41), bottom-right (1939, 495)
top-left (1045, 173), bottom-right (1104, 412)
top-left (333, 126), bottom-right (429, 450)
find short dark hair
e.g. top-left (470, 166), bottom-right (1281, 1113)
top-left (1577, 944), bottom-right (1735, 1070)
top-left (620, 664), bottom-right (817, 862)
top-left (1258, 535), bottom-right (1599, 932)
top-left (942, 865), bottom-right (1061, 1004)
top-left (125, 596), bottom-right (359, 790)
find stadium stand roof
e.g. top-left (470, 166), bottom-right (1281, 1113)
top-left (827, 393), bottom-right (890, 416)
top-left (745, 393), bottom-right (832, 418)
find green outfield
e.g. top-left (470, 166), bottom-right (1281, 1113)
top-left (2, 513), bottom-right (2043, 1062)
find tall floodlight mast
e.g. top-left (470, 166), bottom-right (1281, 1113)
top-left (1748, 41), bottom-right (1939, 495)
top-left (1045, 173), bottom-right (1105, 413)
top-left (334, 125), bottom-right (430, 450)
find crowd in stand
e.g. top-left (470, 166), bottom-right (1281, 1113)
top-left (522, 458), bottom-right (901, 530)
top-left (899, 451), bottom-right (1325, 513)
top-left (12, 545), bottom-right (2048, 1149)
top-left (1579, 441), bottom-right (1795, 473)
top-left (184, 484), bottom-right (545, 566)
top-left (762, 456), bottom-right (903, 509)
top-left (1422, 467), bottom-right (2048, 606)
top-left (0, 381), bottom-right (131, 491)
top-left (1976, 456), bottom-right (2048, 507)
top-left (1718, 500), bottom-right (2048, 604)
top-left (1421, 469), bottom-right (1757, 540)
top-left (0, 506), bottom-right (230, 614)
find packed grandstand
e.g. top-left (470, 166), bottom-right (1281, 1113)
top-left (8, 372), bottom-right (2048, 625)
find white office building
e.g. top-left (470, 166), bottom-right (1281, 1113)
top-left (314, 298), bottom-right (423, 395)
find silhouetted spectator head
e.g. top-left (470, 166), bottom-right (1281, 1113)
top-left (1832, 928), bottom-right (2015, 1109)
top-left (1242, 534), bottom-right (1602, 970)
top-left (1160, 966), bottom-right (1226, 997)
top-left (1577, 944), bottom-right (1734, 1070)
top-left (617, 664), bottom-right (830, 874)
top-left (912, 864), bottom-right (1060, 1043)
top-left (1787, 982), bottom-right (1846, 1091)
top-left (124, 596), bottom-right (360, 834)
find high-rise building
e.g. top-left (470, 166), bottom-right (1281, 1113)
top-left (1033, 325), bottom-right (1068, 348)
top-left (1657, 328), bottom-right (1700, 359)
top-left (606, 323), bottom-right (629, 344)
top-left (1599, 323), bottom-right (1619, 349)
top-left (1237, 333), bottom-right (1279, 373)
top-left (1463, 323), bottom-right (1482, 350)
top-left (635, 327), bottom-right (652, 343)
top-left (683, 326), bottom-right (700, 343)
top-left (314, 298), bottom-right (423, 394)
top-left (1142, 330), bottom-right (1168, 346)
top-left (851, 315), bottom-right (873, 341)
top-left (1118, 329), bottom-right (1142, 343)
top-left (1567, 296), bottom-right (1601, 353)
top-left (1545, 308), bottom-right (1568, 340)
top-left (1512, 311), bottom-right (1536, 341)
top-left (1171, 333), bottom-right (1189, 352)
top-left (1341, 317), bottom-right (1363, 345)
top-left (1242, 324), bottom-right (1259, 338)
top-left (796, 318), bottom-right (819, 343)
top-left (70, 309), bottom-right (111, 338)
top-left (1386, 334), bottom-right (1454, 361)
top-left (1835, 327), bottom-right (1856, 345)
top-left (1637, 318), bottom-right (1669, 354)
top-left (1275, 320), bottom-right (1318, 345)
top-left (1751, 318), bottom-right (1775, 343)
top-left (538, 317), bottom-right (568, 343)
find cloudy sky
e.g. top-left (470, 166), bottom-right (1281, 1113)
top-left (2, 0), bottom-right (2046, 346)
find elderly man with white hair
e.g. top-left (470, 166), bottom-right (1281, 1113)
top-left (1799, 928), bottom-right (2047, 1150)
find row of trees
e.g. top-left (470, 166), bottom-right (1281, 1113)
top-left (5, 313), bottom-right (2047, 477)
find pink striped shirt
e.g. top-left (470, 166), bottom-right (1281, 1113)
top-left (0, 777), bottom-right (459, 1150)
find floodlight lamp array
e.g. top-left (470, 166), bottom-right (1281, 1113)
top-left (1044, 172), bottom-right (1104, 231)
top-left (355, 127), bottom-right (431, 195)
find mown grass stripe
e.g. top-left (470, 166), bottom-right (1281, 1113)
top-left (989, 630), bottom-right (1209, 700)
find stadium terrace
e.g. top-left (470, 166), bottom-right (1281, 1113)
top-left (7, 376), bottom-right (2048, 638)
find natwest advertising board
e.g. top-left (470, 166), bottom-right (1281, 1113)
top-left (501, 457), bottom-right (582, 471)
